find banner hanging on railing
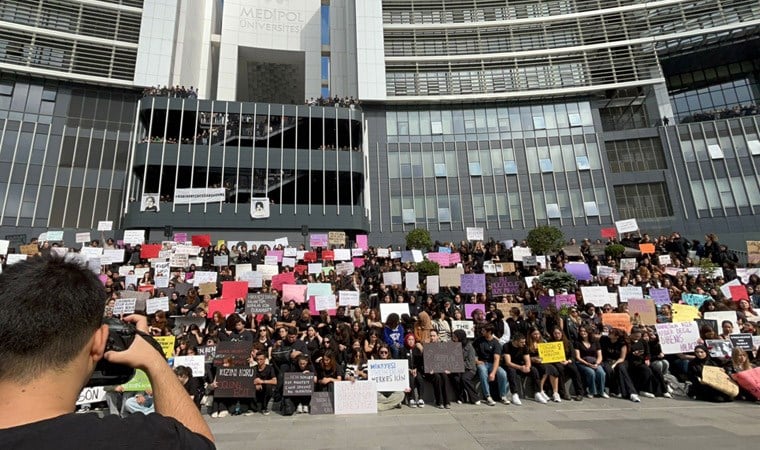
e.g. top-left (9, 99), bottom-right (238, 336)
top-left (173, 188), bottom-right (227, 205)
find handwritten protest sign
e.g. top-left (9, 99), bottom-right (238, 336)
top-left (466, 227), bottom-right (483, 241)
top-left (655, 322), bottom-right (701, 354)
top-left (460, 274), bottom-right (486, 294)
top-left (554, 294), bottom-right (577, 308)
top-left (491, 276), bottom-right (521, 295)
top-left (565, 263), bottom-right (592, 281)
top-left (681, 293), bottom-right (711, 307)
top-left (282, 284), bottom-right (307, 303)
top-left (581, 286), bottom-right (612, 307)
top-left (334, 381), bottom-right (377, 415)
top-left (538, 342), bottom-right (565, 363)
top-left (76, 386), bottom-right (107, 406)
top-left (245, 293), bottom-right (277, 314)
top-left (602, 313), bottom-right (632, 333)
top-left (615, 218), bottom-right (639, 234)
top-left (112, 298), bottom-right (136, 315)
top-left (649, 288), bottom-right (671, 306)
top-left (618, 286), bottom-right (643, 303)
top-left (173, 355), bottom-right (205, 377)
top-left (702, 366), bottom-right (738, 398)
top-left (213, 341), bottom-right (253, 367)
top-left (283, 372), bottom-right (315, 396)
top-left (154, 336), bottom-right (175, 359)
top-left (146, 297), bottom-right (169, 314)
top-left (671, 304), bottom-right (701, 322)
top-left (367, 359), bottom-right (409, 391)
top-left (729, 333), bottom-right (754, 351)
top-left (338, 290), bottom-right (360, 307)
top-left (216, 367), bottom-right (256, 397)
top-left (422, 342), bottom-right (464, 373)
top-left (464, 304), bottom-right (486, 319)
top-left (405, 272), bottom-right (419, 291)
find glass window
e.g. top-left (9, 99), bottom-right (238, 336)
top-left (434, 163), bottom-right (447, 177)
top-left (321, 4), bottom-right (330, 45)
top-left (403, 208), bottom-right (416, 224)
top-left (584, 201), bottom-right (599, 216)
top-left (539, 158), bottom-right (553, 173)
top-left (469, 162), bottom-right (482, 176)
top-left (575, 156), bottom-right (590, 170)
top-left (547, 202), bottom-right (561, 219)
top-left (504, 160), bottom-right (518, 174)
top-left (431, 121), bottom-right (443, 134)
top-left (707, 144), bottom-right (724, 159)
top-left (438, 207), bottom-right (451, 222)
top-left (532, 116), bottom-right (546, 129)
top-left (568, 113), bottom-right (582, 126)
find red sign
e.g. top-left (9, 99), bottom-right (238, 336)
top-left (140, 244), bottom-right (161, 259)
top-left (601, 228), bottom-right (617, 239)
top-left (191, 234), bottom-right (211, 247)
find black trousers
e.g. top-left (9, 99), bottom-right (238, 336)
top-left (423, 372), bottom-right (449, 406)
top-left (449, 370), bottom-right (479, 404)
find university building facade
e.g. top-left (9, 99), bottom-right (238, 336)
top-left (0, 0), bottom-right (758, 247)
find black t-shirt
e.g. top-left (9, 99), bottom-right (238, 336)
top-left (253, 364), bottom-right (276, 381)
top-left (474, 336), bottom-right (500, 363)
top-left (502, 342), bottom-right (529, 366)
top-left (0, 412), bottom-right (214, 450)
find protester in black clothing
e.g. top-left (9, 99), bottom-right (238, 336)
top-left (600, 328), bottom-right (640, 402)
top-left (252, 354), bottom-right (277, 415)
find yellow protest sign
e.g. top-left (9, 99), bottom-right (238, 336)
top-left (537, 341), bottom-right (565, 363)
top-left (121, 369), bottom-right (152, 392)
top-left (671, 304), bottom-right (701, 322)
top-left (154, 336), bottom-right (176, 359)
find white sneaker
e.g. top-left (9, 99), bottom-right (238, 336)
top-left (303, 405), bottom-right (309, 414)
top-left (540, 391), bottom-right (551, 403)
top-left (500, 397), bottom-right (510, 405)
top-left (601, 392), bottom-right (610, 399)
top-left (243, 410), bottom-right (254, 416)
top-left (409, 399), bottom-right (417, 408)
top-left (211, 412), bottom-right (219, 418)
top-left (511, 393), bottom-right (522, 406)
top-left (417, 400), bottom-right (425, 408)
top-left (486, 397), bottom-right (496, 406)
top-left (630, 394), bottom-right (641, 403)
top-left (296, 404), bottom-right (304, 414)
top-left (552, 393), bottom-right (562, 403)
top-left (534, 392), bottom-right (548, 404)
top-left (218, 410), bottom-right (229, 417)
top-left (640, 391), bottom-right (655, 398)
top-left (663, 392), bottom-right (672, 399)
top-left (474, 400), bottom-right (482, 406)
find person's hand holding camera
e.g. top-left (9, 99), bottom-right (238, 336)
top-left (102, 315), bottom-right (166, 373)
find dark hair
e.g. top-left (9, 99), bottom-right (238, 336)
top-left (385, 313), bottom-right (400, 329)
top-left (174, 365), bottom-right (192, 379)
top-left (0, 255), bottom-right (106, 382)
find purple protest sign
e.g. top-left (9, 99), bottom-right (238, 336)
top-left (464, 304), bottom-right (486, 319)
top-left (310, 234), bottom-right (328, 248)
top-left (565, 263), bottom-right (592, 281)
top-left (554, 294), bottom-right (577, 308)
top-left (352, 257), bottom-right (365, 268)
top-left (460, 274), bottom-right (486, 294)
top-left (538, 295), bottom-right (554, 309)
top-left (649, 288), bottom-right (671, 306)
top-left (173, 232), bottom-right (188, 243)
top-left (491, 276), bottom-right (521, 296)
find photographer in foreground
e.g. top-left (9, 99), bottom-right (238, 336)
top-left (0, 255), bottom-right (214, 449)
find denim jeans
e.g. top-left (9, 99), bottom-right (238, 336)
top-left (476, 362), bottom-right (508, 400)
top-left (576, 362), bottom-right (605, 396)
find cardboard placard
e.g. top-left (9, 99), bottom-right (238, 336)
top-left (19, 244), bottom-right (38, 255)
top-left (460, 274), bottom-right (486, 294)
top-left (154, 336), bottom-right (175, 359)
top-left (333, 381), bottom-right (378, 415)
top-left (422, 342), bottom-right (465, 373)
top-left (701, 365), bottom-right (739, 398)
top-left (581, 286), bottom-right (613, 307)
top-left (671, 304), bottom-right (701, 322)
top-left (628, 299), bottom-right (657, 325)
top-left (146, 297), bottom-right (169, 315)
top-left (379, 303), bottom-right (410, 322)
top-left (283, 372), bottom-right (315, 396)
top-left (439, 267), bottom-right (464, 287)
top-left (732, 367), bottom-right (760, 400)
top-left (282, 284), bottom-right (308, 303)
top-left (491, 276), bottom-right (521, 296)
top-left (338, 290), bottom-right (360, 307)
top-left (615, 218), bottom-right (639, 234)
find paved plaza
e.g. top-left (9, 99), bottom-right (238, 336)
top-left (208, 397), bottom-right (760, 449)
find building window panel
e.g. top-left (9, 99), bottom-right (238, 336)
top-left (707, 144), bottom-right (724, 159)
top-left (438, 207), bottom-right (451, 223)
top-left (584, 201), bottom-right (599, 216)
top-left (469, 162), bottom-right (482, 176)
top-left (539, 158), bottom-right (553, 173)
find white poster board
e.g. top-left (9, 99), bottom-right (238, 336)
top-left (333, 381), bottom-right (378, 415)
top-left (367, 360), bottom-right (409, 392)
top-left (380, 303), bottom-right (410, 322)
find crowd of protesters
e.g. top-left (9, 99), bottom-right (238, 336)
top-left (680, 103), bottom-right (758, 124)
top-left (305, 96), bottom-right (360, 108)
top-left (143, 85), bottom-right (199, 99)
top-left (5, 227), bottom-right (760, 418)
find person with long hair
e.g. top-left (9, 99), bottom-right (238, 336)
top-left (600, 328), bottom-right (640, 402)
top-left (687, 345), bottom-right (733, 402)
top-left (548, 327), bottom-right (584, 401)
top-left (527, 327), bottom-right (562, 402)
top-left (399, 333), bottom-right (425, 407)
top-left (574, 326), bottom-right (607, 398)
top-left (315, 350), bottom-right (342, 392)
top-left (383, 313), bottom-right (405, 359)
top-left (626, 328), bottom-right (667, 398)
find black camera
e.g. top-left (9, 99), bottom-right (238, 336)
top-left (86, 318), bottom-right (164, 387)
